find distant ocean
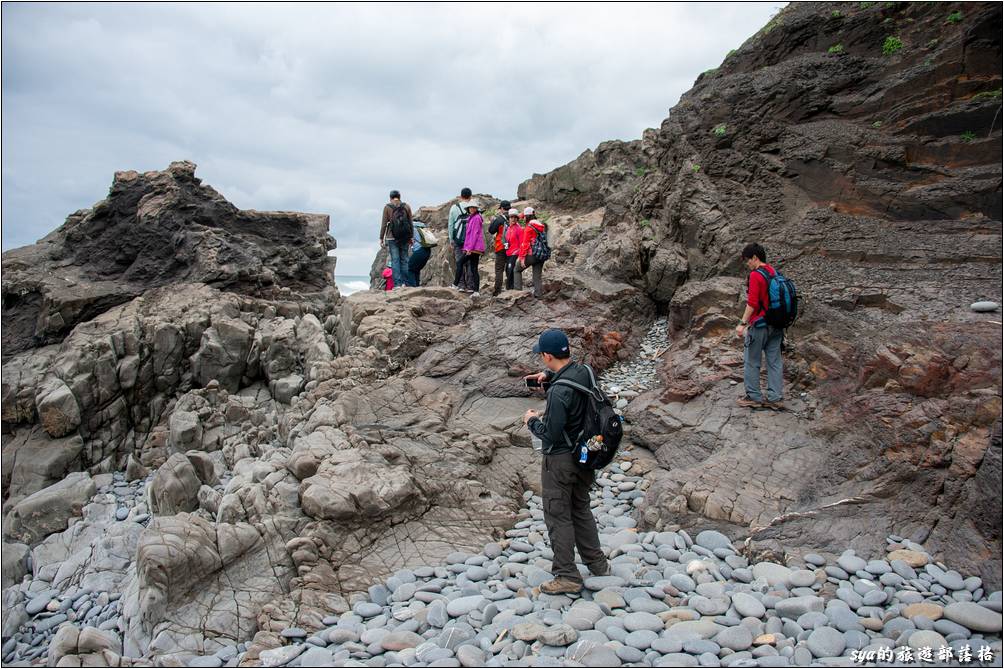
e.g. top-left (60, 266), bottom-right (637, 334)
top-left (336, 274), bottom-right (371, 296)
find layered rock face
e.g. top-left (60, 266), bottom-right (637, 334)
top-left (518, 2), bottom-right (1003, 587)
top-left (2, 160), bottom-right (335, 359)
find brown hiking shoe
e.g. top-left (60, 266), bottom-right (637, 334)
top-left (736, 396), bottom-right (762, 408)
top-left (539, 578), bottom-right (583, 595)
top-left (589, 561), bottom-right (611, 576)
top-left (762, 400), bottom-right (785, 411)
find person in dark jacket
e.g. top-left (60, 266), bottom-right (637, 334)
top-left (523, 329), bottom-right (608, 594)
top-left (379, 190), bottom-right (413, 289)
top-left (449, 187), bottom-right (473, 291)
top-left (405, 220), bottom-right (432, 287)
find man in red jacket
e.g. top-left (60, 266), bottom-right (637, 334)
top-left (735, 242), bottom-right (784, 409)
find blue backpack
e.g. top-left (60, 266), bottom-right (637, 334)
top-left (756, 267), bottom-right (798, 329)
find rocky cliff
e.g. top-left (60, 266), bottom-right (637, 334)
top-left (516, 0), bottom-right (1003, 587)
top-left (2, 161), bottom-right (335, 360)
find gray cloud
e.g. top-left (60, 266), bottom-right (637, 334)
top-left (2, 2), bottom-right (778, 274)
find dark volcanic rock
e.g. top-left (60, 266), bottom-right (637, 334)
top-left (2, 160), bottom-right (335, 358)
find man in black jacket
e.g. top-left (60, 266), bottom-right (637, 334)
top-left (487, 200), bottom-right (511, 296)
top-left (523, 329), bottom-right (608, 594)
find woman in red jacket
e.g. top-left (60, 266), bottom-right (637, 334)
top-left (503, 209), bottom-right (523, 291)
top-left (518, 218), bottom-right (547, 298)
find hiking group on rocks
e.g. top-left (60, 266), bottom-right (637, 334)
top-left (380, 187), bottom-right (551, 298)
top-left (380, 189), bottom-right (801, 593)
top-left (510, 240), bottom-right (798, 591)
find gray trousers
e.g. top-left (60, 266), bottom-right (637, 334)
top-left (744, 325), bottom-right (783, 402)
top-left (520, 256), bottom-right (544, 297)
top-left (541, 452), bottom-right (606, 582)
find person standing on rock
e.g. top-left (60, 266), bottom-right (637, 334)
top-left (449, 187), bottom-right (473, 290)
top-left (504, 208), bottom-right (523, 291)
top-left (518, 215), bottom-right (548, 298)
top-left (736, 242), bottom-right (784, 409)
top-left (405, 219), bottom-right (433, 287)
top-left (488, 200), bottom-right (512, 296)
top-left (379, 190), bottom-right (413, 290)
top-left (461, 200), bottom-right (485, 296)
top-left (523, 329), bottom-right (609, 594)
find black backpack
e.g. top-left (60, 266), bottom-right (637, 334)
top-left (452, 204), bottom-right (470, 246)
top-left (554, 364), bottom-right (624, 470)
top-left (755, 267), bottom-right (798, 329)
top-left (390, 204), bottom-right (412, 243)
top-left (530, 228), bottom-right (552, 262)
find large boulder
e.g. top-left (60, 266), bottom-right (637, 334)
top-left (1, 541), bottom-right (30, 589)
top-left (3, 472), bottom-right (96, 545)
top-left (190, 317), bottom-right (254, 392)
top-left (121, 513), bottom-right (295, 657)
top-left (148, 453), bottom-right (202, 516)
top-left (299, 450), bottom-right (421, 521)
top-left (1, 428), bottom-right (84, 500)
top-left (35, 380), bottom-right (81, 437)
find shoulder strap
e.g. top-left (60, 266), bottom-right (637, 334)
top-left (552, 365), bottom-right (604, 401)
top-left (753, 267), bottom-right (774, 313)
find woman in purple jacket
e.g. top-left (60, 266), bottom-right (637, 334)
top-left (461, 201), bottom-right (485, 296)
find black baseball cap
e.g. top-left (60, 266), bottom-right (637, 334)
top-left (500, 200), bottom-right (511, 210)
top-left (533, 329), bottom-right (570, 355)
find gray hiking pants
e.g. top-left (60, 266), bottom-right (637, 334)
top-left (541, 451), bottom-right (606, 582)
top-left (744, 324), bottom-right (783, 402)
top-left (520, 256), bottom-right (544, 297)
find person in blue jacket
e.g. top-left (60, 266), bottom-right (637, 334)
top-left (406, 219), bottom-right (434, 286)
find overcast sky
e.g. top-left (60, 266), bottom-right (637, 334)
top-left (2, 2), bottom-right (778, 275)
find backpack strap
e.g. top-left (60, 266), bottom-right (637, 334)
top-left (552, 365), bottom-right (604, 402)
top-left (754, 267), bottom-right (773, 313)
top-left (549, 363), bottom-right (607, 449)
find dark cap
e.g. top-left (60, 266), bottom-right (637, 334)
top-left (500, 200), bottom-right (511, 210)
top-left (461, 187), bottom-right (472, 198)
top-left (389, 190), bottom-right (401, 199)
top-left (532, 329), bottom-right (570, 355)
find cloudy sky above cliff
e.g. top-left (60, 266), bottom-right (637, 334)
top-left (2, 2), bottom-right (777, 274)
